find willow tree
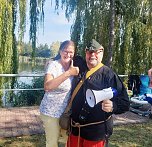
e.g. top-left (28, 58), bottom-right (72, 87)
top-left (113, 0), bottom-right (152, 74)
top-left (54, 0), bottom-right (121, 65)
top-left (0, 0), bottom-right (45, 106)
top-left (0, 0), bottom-right (14, 105)
top-left (57, 0), bottom-right (152, 75)
top-left (1, 0), bottom-right (152, 105)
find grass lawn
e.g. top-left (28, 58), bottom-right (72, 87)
top-left (0, 120), bottom-right (152, 147)
top-left (109, 120), bottom-right (152, 147)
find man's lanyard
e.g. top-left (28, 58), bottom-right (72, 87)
top-left (64, 63), bottom-right (104, 113)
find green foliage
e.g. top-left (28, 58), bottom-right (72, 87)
top-left (19, 42), bottom-right (51, 58)
top-left (0, 0), bottom-right (45, 106)
top-left (0, 1), bottom-right (14, 106)
top-left (59, 0), bottom-right (152, 75)
top-left (1, 0), bottom-right (152, 106)
top-left (19, 42), bottom-right (33, 56)
top-left (0, 1), bottom-right (13, 74)
top-left (37, 43), bottom-right (49, 51)
top-left (29, 0), bottom-right (45, 58)
top-left (19, 0), bottom-right (26, 42)
top-left (0, 91), bottom-right (2, 106)
top-left (50, 41), bottom-right (60, 57)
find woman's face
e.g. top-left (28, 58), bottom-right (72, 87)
top-left (60, 45), bottom-right (75, 64)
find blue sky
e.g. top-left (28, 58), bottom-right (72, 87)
top-left (24, 0), bottom-right (74, 45)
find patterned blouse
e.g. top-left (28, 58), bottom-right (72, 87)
top-left (39, 60), bottom-right (73, 118)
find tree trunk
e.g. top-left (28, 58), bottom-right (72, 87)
top-left (106, 0), bottom-right (115, 67)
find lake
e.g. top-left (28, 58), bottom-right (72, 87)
top-left (19, 62), bottom-right (45, 74)
top-left (2, 61), bottom-right (46, 106)
top-left (17, 62), bottom-right (45, 84)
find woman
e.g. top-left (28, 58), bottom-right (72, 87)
top-left (40, 40), bottom-right (79, 147)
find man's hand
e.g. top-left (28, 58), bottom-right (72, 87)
top-left (102, 99), bottom-right (113, 112)
top-left (68, 60), bottom-right (79, 76)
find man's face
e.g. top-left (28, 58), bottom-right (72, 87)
top-left (85, 49), bottom-right (104, 69)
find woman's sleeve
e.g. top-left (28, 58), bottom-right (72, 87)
top-left (45, 61), bottom-right (57, 78)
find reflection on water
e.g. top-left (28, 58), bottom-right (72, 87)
top-left (2, 62), bottom-right (46, 106)
top-left (17, 77), bottom-right (33, 85)
top-left (19, 62), bottom-right (45, 74)
top-left (18, 62), bottom-right (45, 85)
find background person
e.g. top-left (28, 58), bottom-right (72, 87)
top-left (148, 67), bottom-right (152, 88)
top-left (67, 39), bottom-right (130, 147)
top-left (39, 40), bottom-right (79, 147)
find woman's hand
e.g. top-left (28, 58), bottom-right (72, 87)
top-left (44, 60), bottom-right (79, 91)
top-left (68, 60), bottom-right (79, 76)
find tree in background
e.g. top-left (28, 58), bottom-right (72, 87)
top-left (1, 0), bottom-right (152, 106)
top-left (0, 0), bottom-right (17, 105)
top-left (50, 41), bottom-right (60, 58)
top-left (113, 0), bottom-right (152, 74)
top-left (0, 0), bottom-right (45, 73)
top-left (58, 0), bottom-right (152, 74)
top-left (0, 0), bottom-right (45, 105)
top-left (19, 42), bottom-right (54, 58)
top-left (1, 0), bottom-right (152, 75)
top-left (19, 42), bottom-right (33, 56)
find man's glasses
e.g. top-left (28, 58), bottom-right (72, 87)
top-left (86, 49), bottom-right (103, 55)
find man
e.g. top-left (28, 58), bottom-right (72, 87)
top-left (67, 39), bottom-right (130, 147)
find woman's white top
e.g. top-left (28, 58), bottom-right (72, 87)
top-left (40, 60), bottom-right (73, 118)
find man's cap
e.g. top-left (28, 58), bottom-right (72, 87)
top-left (86, 39), bottom-right (104, 51)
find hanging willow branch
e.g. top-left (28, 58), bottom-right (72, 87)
top-left (106, 0), bottom-right (115, 67)
top-left (30, 0), bottom-right (38, 58)
top-left (59, 0), bottom-right (152, 74)
top-left (19, 0), bottom-right (26, 43)
top-left (29, 0), bottom-right (45, 59)
top-left (0, 0), bottom-right (14, 105)
top-left (12, 0), bottom-right (18, 74)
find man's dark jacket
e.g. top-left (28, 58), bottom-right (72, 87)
top-left (71, 65), bottom-right (130, 141)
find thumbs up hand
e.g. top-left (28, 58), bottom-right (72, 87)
top-left (68, 60), bottom-right (79, 76)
